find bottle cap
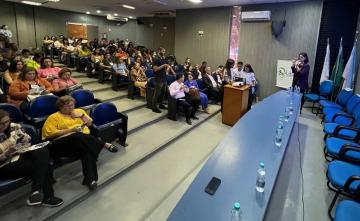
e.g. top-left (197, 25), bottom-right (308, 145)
top-left (259, 162), bottom-right (265, 168)
top-left (234, 202), bottom-right (241, 210)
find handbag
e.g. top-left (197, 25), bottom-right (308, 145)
top-left (188, 87), bottom-right (200, 99)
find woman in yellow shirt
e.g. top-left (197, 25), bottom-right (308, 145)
top-left (42, 96), bottom-right (118, 190)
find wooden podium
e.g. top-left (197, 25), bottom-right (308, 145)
top-left (222, 85), bottom-right (250, 126)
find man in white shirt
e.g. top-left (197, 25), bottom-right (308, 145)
top-left (169, 73), bottom-right (200, 125)
top-left (231, 61), bottom-right (244, 81)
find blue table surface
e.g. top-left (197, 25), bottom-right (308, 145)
top-left (168, 90), bottom-right (301, 221)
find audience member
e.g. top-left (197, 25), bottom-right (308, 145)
top-left (4, 60), bottom-right (24, 85)
top-left (27, 53), bottom-right (42, 69)
top-left (169, 73), bottom-right (200, 125)
top-left (8, 67), bottom-right (53, 109)
top-left (202, 67), bottom-right (222, 103)
top-left (0, 110), bottom-right (63, 207)
top-left (42, 96), bottom-right (118, 190)
top-left (37, 57), bottom-right (61, 80)
top-left (130, 62), bottom-right (147, 97)
top-left (184, 73), bottom-right (209, 113)
top-left (52, 68), bottom-right (79, 94)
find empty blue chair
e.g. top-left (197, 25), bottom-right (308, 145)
top-left (91, 102), bottom-right (128, 146)
top-left (323, 95), bottom-right (360, 125)
top-left (325, 138), bottom-right (360, 162)
top-left (166, 74), bottom-right (176, 86)
top-left (323, 104), bottom-right (360, 140)
top-left (334, 200), bottom-right (360, 221)
top-left (320, 89), bottom-right (353, 111)
top-left (0, 103), bottom-right (23, 123)
top-left (145, 69), bottom-right (154, 78)
top-left (305, 80), bottom-right (333, 114)
top-left (327, 160), bottom-right (360, 220)
top-left (71, 89), bottom-right (100, 112)
top-left (25, 95), bottom-right (58, 128)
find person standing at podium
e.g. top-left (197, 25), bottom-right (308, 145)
top-left (291, 52), bottom-right (310, 112)
top-left (243, 64), bottom-right (257, 110)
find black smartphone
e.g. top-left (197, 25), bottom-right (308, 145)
top-left (204, 177), bottom-right (221, 195)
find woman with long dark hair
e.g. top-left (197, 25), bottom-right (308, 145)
top-left (0, 110), bottom-right (63, 207)
top-left (292, 52), bottom-right (310, 111)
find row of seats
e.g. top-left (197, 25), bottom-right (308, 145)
top-left (0, 89), bottom-right (128, 196)
top-left (311, 87), bottom-right (360, 220)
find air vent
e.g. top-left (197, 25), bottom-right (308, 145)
top-left (241, 11), bottom-right (271, 22)
top-left (154, 11), bottom-right (176, 17)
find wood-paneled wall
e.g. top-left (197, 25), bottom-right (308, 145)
top-left (239, 0), bottom-right (323, 98)
top-left (175, 7), bottom-right (232, 69)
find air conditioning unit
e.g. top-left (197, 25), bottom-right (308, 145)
top-left (241, 11), bottom-right (271, 22)
top-left (106, 15), bottom-right (128, 22)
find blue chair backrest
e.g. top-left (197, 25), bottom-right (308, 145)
top-left (145, 69), bottom-right (154, 78)
top-left (0, 103), bottom-right (22, 123)
top-left (176, 64), bottom-right (185, 74)
top-left (196, 79), bottom-right (206, 90)
top-left (337, 89), bottom-right (353, 106)
top-left (353, 105), bottom-right (360, 128)
top-left (319, 80), bottom-right (333, 97)
top-left (345, 95), bottom-right (360, 114)
top-left (91, 103), bottom-right (118, 126)
top-left (28, 95), bottom-right (58, 118)
top-left (147, 77), bottom-right (155, 88)
top-left (71, 89), bottom-right (95, 108)
top-left (21, 124), bottom-right (40, 145)
top-left (167, 75), bottom-right (176, 85)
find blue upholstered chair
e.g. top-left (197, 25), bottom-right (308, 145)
top-left (71, 89), bottom-right (100, 113)
top-left (90, 102), bottom-right (128, 146)
top-left (25, 95), bottom-right (58, 129)
top-left (319, 89), bottom-right (353, 111)
top-left (305, 80), bottom-right (333, 114)
top-left (323, 95), bottom-right (360, 125)
top-left (0, 103), bottom-right (23, 123)
top-left (145, 69), bottom-right (154, 78)
top-left (327, 160), bottom-right (360, 220)
top-left (334, 200), bottom-right (360, 221)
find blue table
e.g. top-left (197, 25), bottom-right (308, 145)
top-left (168, 90), bottom-right (301, 221)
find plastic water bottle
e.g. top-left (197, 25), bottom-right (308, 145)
top-left (230, 202), bottom-right (242, 221)
top-left (275, 127), bottom-right (283, 147)
top-left (256, 163), bottom-right (266, 192)
top-left (278, 116), bottom-right (284, 129)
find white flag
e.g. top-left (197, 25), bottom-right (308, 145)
top-left (320, 40), bottom-right (330, 84)
top-left (342, 44), bottom-right (357, 89)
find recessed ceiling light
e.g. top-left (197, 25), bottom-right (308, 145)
top-left (21, 1), bottom-right (42, 6)
top-left (47, 0), bottom-right (60, 2)
top-left (114, 13), bottom-right (118, 16)
top-left (129, 16), bottom-right (133, 19)
top-left (188, 0), bottom-right (203, 3)
top-left (96, 10), bottom-right (101, 13)
top-left (122, 4), bottom-right (135, 10)
top-left (86, 11), bottom-right (91, 14)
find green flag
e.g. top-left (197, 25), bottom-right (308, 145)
top-left (330, 38), bottom-right (345, 97)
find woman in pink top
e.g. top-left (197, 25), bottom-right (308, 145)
top-left (37, 57), bottom-right (61, 80)
top-left (52, 68), bottom-right (79, 93)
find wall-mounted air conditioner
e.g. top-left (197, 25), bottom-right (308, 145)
top-left (106, 15), bottom-right (128, 22)
top-left (241, 11), bottom-right (271, 22)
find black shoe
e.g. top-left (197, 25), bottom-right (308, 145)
top-left (186, 119), bottom-right (192, 125)
top-left (88, 180), bottom-right (98, 191)
top-left (27, 191), bottom-right (42, 206)
top-left (152, 108), bottom-right (161, 113)
top-left (159, 104), bottom-right (167, 110)
top-left (42, 196), bottom-right (64, 207)
top-left (191, 116), bottom-right (199, 120)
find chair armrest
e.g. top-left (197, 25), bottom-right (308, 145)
top-left (339, 144), bottom-right (360, 163)
top-left (343, 176), bottom-right (360, 194)
top-left (332, 113), bottom-right (355, 125)
top-left (92, 118), bottom-right (125, 131)
top-left (333, 125), bottom-right (360, 142)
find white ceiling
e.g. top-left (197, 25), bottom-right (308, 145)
top-left (7, 0), bottom-right (305, 18)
